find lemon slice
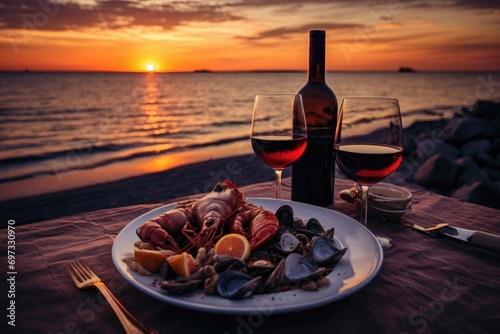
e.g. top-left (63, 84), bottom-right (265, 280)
top-left (166, 252), bottom-right (196, 278)
top-left (214, 233), bottom-right (251, 261)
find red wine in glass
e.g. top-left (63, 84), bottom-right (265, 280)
top-left (251, 94), bottom-right (307, 199)
top-left (334, 97), bottom-right (403, 250)
top-left (334, 144), bottom-right (403, 185)
top-left (251, 135), bottom-right (307, 169)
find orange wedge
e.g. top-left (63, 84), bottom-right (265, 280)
top-left (133, 249), bottom-right (169, 273)
top-left (166, 252), bottom-right (196, 278)
top-left (214, 233), bottom-right (251, 261)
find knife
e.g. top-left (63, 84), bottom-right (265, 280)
top-left (403, 222), bottom-right (500, 253)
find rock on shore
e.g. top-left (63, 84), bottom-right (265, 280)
top-left (400, 100), bottom-right (500, 209)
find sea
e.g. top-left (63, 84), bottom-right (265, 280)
top-left (1, 71), bottom-right (500, 201)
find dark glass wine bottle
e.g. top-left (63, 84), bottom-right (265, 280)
top-left (292, 30), bottom-right (338, 206)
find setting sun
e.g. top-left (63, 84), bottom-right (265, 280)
top-left (146, 64), bottom-right (155, 72)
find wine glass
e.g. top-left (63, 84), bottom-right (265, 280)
top-left (251, 94), bottom-right (307, 199)
top-left (334, 97), bottom-right (403, 250)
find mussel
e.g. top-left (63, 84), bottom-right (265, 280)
top-left (279, 232), bottom-right (302, 254)
top-left (263, 258), bottom-right (286, 292)
top-left (275, 205), bottom-right (294, 230)
top-left (284, 253), bottom-right (317, 282)
top-left (216, 270), bottom-right (262, 299)
top-left (293, 218), bottom-right (306, 230)
top-left (247, 259), bottom-right (276, 275)
top-left (160, 278), bottom-right (202, 294)
top-left (212, 254), bottom-right (246, 273)
top-left (159, 262), bottom-right (176, 280)
top-left (309, 236), bottom-right (347, 267)
top-left (306, 218), bottom-right (326, 235)
top-left (295, 218), bottom-right (326, 238)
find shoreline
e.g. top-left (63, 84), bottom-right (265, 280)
top-left (0, 140), bottom-right (253, 202)
top-left (0, 153), bottom-right (287, 225)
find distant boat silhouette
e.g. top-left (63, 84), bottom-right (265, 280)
top-left (194, 69), bottom-right (212, 73)
top-left (398, 67), bottom-right (416, 73)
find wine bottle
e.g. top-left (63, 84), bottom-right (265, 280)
top-left (292, 30), bottom-right (338, 206)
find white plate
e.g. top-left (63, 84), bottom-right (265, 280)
top-left (112, 198), bottom-right (383, 314)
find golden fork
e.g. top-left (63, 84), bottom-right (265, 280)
top-left (67, 260), bottom-right (158, 334)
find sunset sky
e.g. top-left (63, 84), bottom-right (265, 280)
top-left (1, 0), bottom-right (499, 72)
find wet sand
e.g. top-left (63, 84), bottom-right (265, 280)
top-left (0, 153), bottom-right (286, 225)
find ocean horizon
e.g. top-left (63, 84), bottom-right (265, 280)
top-left (1, 71), bottom-right (499, 201)
top-left (4, 69), bottom-right (499, 74)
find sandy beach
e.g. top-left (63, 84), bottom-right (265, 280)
top-left (0, 153), bottom-right (287, 225)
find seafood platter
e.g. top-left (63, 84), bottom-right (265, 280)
top-left (112, 180), bottom-right (383, 314)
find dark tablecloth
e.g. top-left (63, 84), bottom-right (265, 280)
top-left (3, 178), bottom-right (500, 334)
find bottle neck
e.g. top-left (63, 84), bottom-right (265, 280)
top-left (307, 35), bottom-right (326, 83)
top-left (308, 64), bottom-right (326, 83)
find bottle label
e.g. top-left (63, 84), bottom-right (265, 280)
top-left (307, 127), bottom-right (334, 145)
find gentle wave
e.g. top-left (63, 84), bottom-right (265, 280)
top-left (0, 135), bottom-right (250, 183)
top-left (346, 107), bottom-right (446, 127)
top-left (0, 143), bottom-right (133, 165)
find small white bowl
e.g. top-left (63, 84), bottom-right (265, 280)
top-left (340, 182), bottom-right (413, 221)
top-left (368, 183), bottom-right (413, 208)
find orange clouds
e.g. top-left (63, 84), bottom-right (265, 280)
top-left (0, 0), bottom-right (499, 72)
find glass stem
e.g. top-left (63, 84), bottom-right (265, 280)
top-left (274, 169), bottom-right (283, 199)
top-left (360, 185), bottom-right (370, 227)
